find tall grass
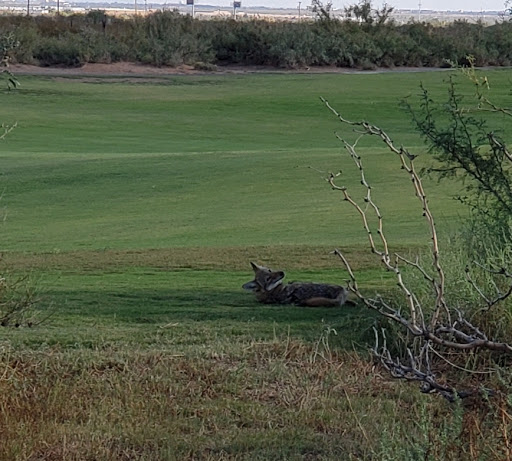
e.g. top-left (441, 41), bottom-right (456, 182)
top-left (1, 339), bottom-right (510, 459)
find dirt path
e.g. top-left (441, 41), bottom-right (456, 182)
top-left (11, 62), bottom-right (450, 78)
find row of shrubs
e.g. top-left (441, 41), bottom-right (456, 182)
top-left (2, 11), bottom-right (512, 69)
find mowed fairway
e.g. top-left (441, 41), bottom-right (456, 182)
top-left (5, 70), bottom-right (498, 252)
top-left (0, 69), bottom-right (511, 459)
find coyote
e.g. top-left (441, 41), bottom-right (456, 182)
top-left (242, 261), bottom-right (353, 307)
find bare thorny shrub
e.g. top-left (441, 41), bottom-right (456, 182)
top-left (320, 68), bottom-right (512, 404)
top-left (0, 271), bottom-right (41, 327)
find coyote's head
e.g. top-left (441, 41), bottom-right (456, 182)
top-left (242, 261), bottom-right (285, 293)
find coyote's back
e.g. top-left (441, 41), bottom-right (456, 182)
top-left (242, 262), bottom-right (351, 308)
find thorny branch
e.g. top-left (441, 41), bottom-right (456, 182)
top-left (322, 96), bottom-right (449, 329)
top-left (461, 56), bottom-right (512, 117)
top-left (466, 262), bottom-right (512, 311)
top-left (322, 97), bottom-right (512, 399)
top-left (373, 328), bottom-right (493, 401)
top-left (0, 122), bottom-right (16, 141)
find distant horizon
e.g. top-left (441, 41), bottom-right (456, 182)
top-left (125, 0), bottom-right (507, 13)
top-left (59, 0), bottom-right (507, 13)
top-left (152, 0), bottom-right (504, 12)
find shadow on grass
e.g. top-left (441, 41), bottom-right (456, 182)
top-left (40, 286), bottom-right (379, 350)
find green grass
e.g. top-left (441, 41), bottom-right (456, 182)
top-left (0, 69), bottom-right (511, 459)
top-left (2, 73), bottom-right (433, 154)
top-left (5, 70), bottom-right (511, 252)
top-left (4, 267), bottom-right (383, 350)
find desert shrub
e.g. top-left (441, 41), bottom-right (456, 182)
top-left (483, 22), bottom-right (512, 66)
top-left (311, 23), bottom-right (354, 67)
top-left (131, 11), bottom-right (213, 66)
top-left (405, 69), bottom-right (512, 348)
top-left (322, 67), bottom-right (512, 403)
top-left (396, 22), bottom-right (440, 67)
top-left (208, 19), bottom-right (275, 65)
top-left (32, 15), bottom-right (73, 38)
top-left (2, 11), bottom-right (512, 68)
top-left (265, 23), bottom-right (313, 68)
top-left (34, 35), bottom-right (85, 67)
top-left (10, 23), bottom-right (38, 64)
top-left (0, 273), bottom-right (41, 327)
top-left (405, 73), bottom-right (512, 251)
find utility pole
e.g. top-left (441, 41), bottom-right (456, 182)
top-left (26, 0), bottom-right (29, 16)
top-left (298, 1), bottom-right (301, 20)
top-left (418, 0), bottom-right (421, 21)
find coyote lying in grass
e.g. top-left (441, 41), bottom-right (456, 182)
top-left (242, 262), bottom-right (353, 307)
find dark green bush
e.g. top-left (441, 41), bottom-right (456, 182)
top-left (34, 35), bottom-right (85, 67)
top-left (3, 12), bottom-right (512, 69)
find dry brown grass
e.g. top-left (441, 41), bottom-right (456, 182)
top-left (0, 245), bottom-right (392, 274)
top-left (0, 328), bottom-right (512, 461)
top-left (0, 337), bottom-right (509, 460)
top-left (0, 339), bottom-right (403, 460)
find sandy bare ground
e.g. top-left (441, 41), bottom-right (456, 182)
top-left (12, 62), bottom-right (217, 77)
top-left (11, 62), bottom-right (450, 77)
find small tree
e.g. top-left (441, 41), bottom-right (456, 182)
top-left (310, 0), bottom-right (334, 22)
top-left (403, 61), bottom-right (512, 251)
top-left (320, 69), bottom-right (512, 400)
top-left (0, 32), bottom-right (19, 90)
top-left (344, 0), bottom-right (394, 26)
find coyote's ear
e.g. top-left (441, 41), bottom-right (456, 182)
top-left (242, 280), bottom-right (258, 291)
top-left (250, 261), bottom-right (264, 272)
top-left (266, 271), bottom-right (285, 291)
